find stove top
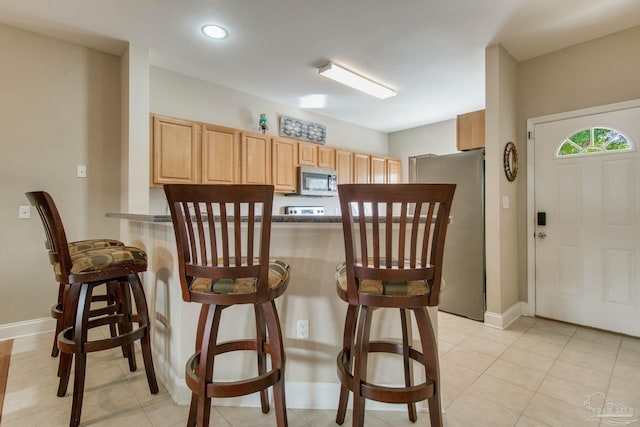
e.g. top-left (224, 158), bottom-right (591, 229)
top-left (283, 206), bottom-right (325, 216)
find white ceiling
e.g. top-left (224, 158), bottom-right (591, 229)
top-left (1, 0), bottom-right (640, 132)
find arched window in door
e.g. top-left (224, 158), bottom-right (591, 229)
top-left (557, 127), bottom-right (632, 157)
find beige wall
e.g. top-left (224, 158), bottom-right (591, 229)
top-left (484, 45), bottom-right (519, 316)
top-left (149, 67), bottom-right (388, 154)
top-left (388, 118), bottom-right (457, 182)
top-left (121, 44), bottom-right (151, 215)
top-left (147, 66), bottom-right (390, 215)
top-left (0, 24), bottom-right (122, 326)
top-left (516, 25), bottom-right (640, 302)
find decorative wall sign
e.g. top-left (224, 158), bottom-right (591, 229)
top-left (279, 115), bottom-right (326, 144)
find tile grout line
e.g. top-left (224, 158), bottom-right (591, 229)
top-left (519, 320), bottom-right (590, 426)
top-left (602, 335), bottom-right (623, 406)
top-left (443, 317), bottom-right (537, 425)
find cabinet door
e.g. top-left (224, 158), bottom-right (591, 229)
top-left (353, 153), bottom-right (371, 184)
top-left (298, 142), bottom-right (318, 166)
top-left (386, 158), bottom-right (402, 183)
top-left (335, 149), bottom-right (353, 185)
top-left (201, 124), bottom-right (239, 184)
top-left (371, 155), bottom-right (387, 183)
top-left (272, 138), bottom-right (297, 193)
top-left (318, 146), bottom-right (335, 169)
top-left (152, 115), bottom-right (199, 185)
top-left (456, 109), bottom-right (485, 151)
top-left (241, 132), bottom-right (271, 184)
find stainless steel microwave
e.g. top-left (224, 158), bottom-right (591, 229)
top-left (295, 166), bottom-right (338, 196)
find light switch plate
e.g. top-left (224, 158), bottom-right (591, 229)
top-left (19, 205), bottom-right (31, 219)
top-left (77, 165), bottom-right (87, 178)
top-left (502, 195), bottom-right (510, 209)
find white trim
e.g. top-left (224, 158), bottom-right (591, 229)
top-left (526, 98), bottom-right (640, 319)
top-left (150, 350), bottom-right (189, 405)
top-left (0, 317), bottom-right (56, 341)
top-left (527, 119), bottom-right (537, 318)
top-left (520, 301), bottom-right (535, 317)
top-left (484, 302), bottom-right (523, 329)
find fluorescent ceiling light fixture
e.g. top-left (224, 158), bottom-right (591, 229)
top-left (202, 25), bottom-right (228, 39)
top-left (318, 63), bottom-right (396, 99)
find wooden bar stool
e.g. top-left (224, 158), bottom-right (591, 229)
top-left (164, 184), bottom-right (290, 427)
top-left (334, 183), bottom-right (455, 427)
top-left (26, 191), bottom-right (159, 427)
top-left (49, 238), bottom-right (125, 358)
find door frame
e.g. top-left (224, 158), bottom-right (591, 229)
top-left (525, 98), bottom-right (640, 317)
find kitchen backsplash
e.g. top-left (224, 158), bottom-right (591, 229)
top-left (149, 187), bottom-right (341, 216)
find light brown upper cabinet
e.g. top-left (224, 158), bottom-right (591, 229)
top-left (272, 137), bottom-right (298, 193)
top-left (151, 113), bottom-right (402, 189)
top-left (353, 153), bottom-right (371, 184)
top-left (371, 155), bottom-right (387, 183)
top-left (370, 155), bottom-right (402, 184)
top-left (456, 109), bottom-right (485, 151)
top-left (298, 142), bottom-right (318, 167)
top-left (386, 158), bottom-right (402, 183)
top-left (241, 132), bottom-right (271, 185)
top-left (318, 146), bottom-right (335, 169)
top-left (201, 124), bottom-right (240, 185)
top-left (335, 149), bottom-right (353, 185)
top-left (152, 115), bottom-right (199, 185)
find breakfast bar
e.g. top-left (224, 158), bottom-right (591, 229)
top-left (107, 212), bottom-right (438, 410)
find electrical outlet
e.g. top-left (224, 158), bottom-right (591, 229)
top-left (77, 165), bottom-right (87, 178)
top-left (18, 205), bottom-right (31, 219)
top-left (296, 319), bottom-right (309, 339)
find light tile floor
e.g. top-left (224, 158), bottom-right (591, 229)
top-left (2, 312), bottom-right (639, 426)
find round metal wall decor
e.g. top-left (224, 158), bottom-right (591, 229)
top-left (503, 141), bottom-right (518, 182)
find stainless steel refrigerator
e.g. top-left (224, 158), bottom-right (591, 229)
top-left (409, 149), bottom-right (485, 321)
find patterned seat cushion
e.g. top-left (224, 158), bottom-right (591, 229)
top-left (55, 246), bottom-right (147, 275)
top-left (68, 239), bottom-right (124, 256)
top-left (335, 262), bottom-right (445, 297)
top-left (190, 259), bottom-right (290, 295)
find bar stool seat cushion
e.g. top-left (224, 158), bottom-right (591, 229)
top-left (54, 246), bottom-right (148, 275)
top-left (335, 261), bottom-right (445, 297)
top-left (191, 259), bottom-right (290, 294)
top-left (68, 239), bottom-right (124, 255)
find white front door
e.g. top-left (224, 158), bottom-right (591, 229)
top-left (534, 106), bottom-right (640, 336)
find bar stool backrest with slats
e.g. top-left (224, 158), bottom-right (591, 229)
top-left (334, 183), bottom-right (455, 427)
top-left (26, 191), bottom-right (158, 427)
top-left (164, 184), bottom-right (290, 427)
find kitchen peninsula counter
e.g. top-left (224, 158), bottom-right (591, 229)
top-left (107, 212), bottom-right (343, 223)
top-left (109, 211), bottom-right (438, 411)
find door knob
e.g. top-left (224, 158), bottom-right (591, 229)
top-left (537, 232), bottom-right (547, 239)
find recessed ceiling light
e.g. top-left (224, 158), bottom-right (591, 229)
top-left (202, 25), bottom-right (228, 39)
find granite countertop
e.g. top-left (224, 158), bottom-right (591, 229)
top-left (106, 213), bottom-right (442, 224)
top-left (106, 213), bottom-right (343, 223)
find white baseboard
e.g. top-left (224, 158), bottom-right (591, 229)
top-left (484, 302), bottom-right (523, 329)
top-left (0, 317), bottom-right (56, 341)
top-left (520, 302), bottom-right (535, 317)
